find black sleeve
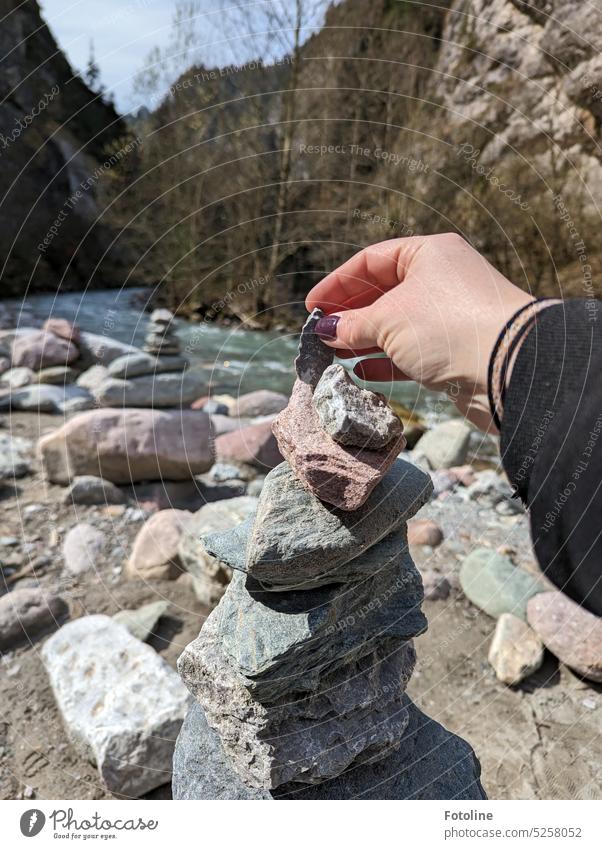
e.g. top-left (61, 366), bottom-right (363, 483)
top-left (500, 299), bottom-right (602, 617)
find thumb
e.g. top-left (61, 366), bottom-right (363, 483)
top-left (314, 302), bottom-right (385, 352)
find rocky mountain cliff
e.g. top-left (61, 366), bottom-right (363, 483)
top-left (3, 0), bottom-right (601, 310)
top-left (0, 0), bottom-right (132, 296)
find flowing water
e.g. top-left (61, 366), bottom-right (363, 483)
top-left (5, 287), bottom-right (452, 420)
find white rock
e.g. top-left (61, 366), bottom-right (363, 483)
top-left (62, 523), bottom-right (105, 576)
top-left (41, 615), bottom-right (191, 796)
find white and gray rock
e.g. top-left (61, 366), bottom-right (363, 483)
top-left (0, 588), bottom-right (68, 651)
top-left (414, 420), bottom-right (471, 469)
top-left (0, 433), bottom-right (33, 479)
top-left (63, 476), bottom-right (126, 506)
top-left (41, 615), bottom-right (190, 796)
top-left (62, 523), bottom-right (106, 576)
top-left (313, 364), bottom-right (402, 449)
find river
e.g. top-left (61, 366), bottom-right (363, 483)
top-left (6, 288), bottom-right (452, 420)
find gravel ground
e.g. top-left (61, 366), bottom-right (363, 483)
top-left (1, 411), bottom-right (601, 800)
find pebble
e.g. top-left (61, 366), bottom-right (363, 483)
top-left (488, 613), bottom-right (544, 685)
top-left (408, 519), bottom-right (444, 547)
top-left (62, 523), bottom-right (106, 576)
top-left (63, 475), bottom-right (126, 506)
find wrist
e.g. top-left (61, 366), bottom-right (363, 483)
top-left (488, 298), bottom-right (562, 431)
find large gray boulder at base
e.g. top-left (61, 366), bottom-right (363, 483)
top-left (42, 615), bottom-right (191, 797)
top-left (172, 699), bottom-right (486, 800)
top-left (37, 408), bottom-right (214, 484)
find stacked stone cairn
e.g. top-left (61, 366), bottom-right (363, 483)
top-left (143, 308), bottom-right (183, 357)
top-left (174, 310), bottom-right (485, 799)
top-left (94, 309), bottom-right (206, 407)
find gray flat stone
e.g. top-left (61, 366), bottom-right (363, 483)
top-left (179, 610), bottom-right (416, 788)
top-left (113, 600), bottom-right (170, 642)
top-left (313, 364), bottom-right (402, 449)
top-left (108, 352), bottom-right (188, 379)
top-left (42, 615), bottom-right (190, 796)
top-left (95, 371), bottom-right (205, 408)
top-left (294, 308), bottom-right (334, 389)
top-left (246, 460), bottom-right (433, 590)
top-left (182, 553), bottom-right (424, 701)
top-left (172, 698), bottom-right (486, 800)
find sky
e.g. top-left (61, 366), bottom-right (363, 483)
top-left (40, 1), bottom-right (330, 114)
top-left (40, 0), bottom-right (241, 113)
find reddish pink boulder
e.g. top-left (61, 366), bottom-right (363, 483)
top-left (527, 591), bottom-right (602, 682)
top-left (43, 318), bottom-right (81, 344)
top-left (37, 408), bottom-right (214, 484)
top-left (408, 518), bottom-right (444, 547)
top-left (12, 330), bottom-right (79, 370)
top-left (272, 379), bottom-right (406, 511)
top-left (215, 420), bottom-right (282, 470)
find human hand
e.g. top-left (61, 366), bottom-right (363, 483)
top-left (306, 233), bottom-right (534, 432)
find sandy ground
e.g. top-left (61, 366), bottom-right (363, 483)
top-left (1, 412), bottom-right (601, 801)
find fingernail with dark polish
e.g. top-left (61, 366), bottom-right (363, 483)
top-left (314, 315), bottom-right (339, 339)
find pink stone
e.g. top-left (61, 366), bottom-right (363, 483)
top-left (216, 420), bottom-right (282, 470)
top-left (272, 379), bottom-right (406, 511)
top-left (12, 330), bottom-right (79, 370)
top-left (407, 518), bottom-right (444, 547)
top-left (527, 591), bottom-right (602, 682)
top-left (37, 408), bottom-right (214, 484)
top-left (43, 318), bottom-right (81, 344)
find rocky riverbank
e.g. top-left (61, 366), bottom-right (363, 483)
top-left (0, 313), bottom-right (601, 800)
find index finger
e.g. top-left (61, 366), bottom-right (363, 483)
top-left (306, 236), bottom-right (426, 313)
